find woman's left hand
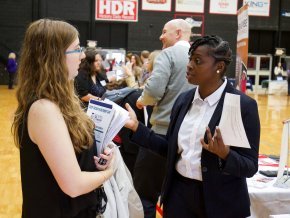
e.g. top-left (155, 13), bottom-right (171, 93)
top-left (200, 126), bottom-right (230, 160)
top-left (94, 148), bottom-right (114, 171)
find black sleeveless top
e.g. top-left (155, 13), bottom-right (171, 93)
top-left (19, 112), bottom-right (99, 218)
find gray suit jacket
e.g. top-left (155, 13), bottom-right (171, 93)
top-left (140, 42), bottom-right (193, 135)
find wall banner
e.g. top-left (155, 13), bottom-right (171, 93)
top-left (235, 4), bottom-right (249, 93)
top-left (96, 0), bottom-right (138, 22)
top-left (209, 0), bottom-right (238, 15)
top-left (175, 0), bottom-right (204, 13)
top-left (142, 0), bottom-right (172, 12)
top-left (243, 0), bottom-right (270, 17)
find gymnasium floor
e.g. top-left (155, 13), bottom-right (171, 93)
top-left (0, 85), bottom-right (290, 218)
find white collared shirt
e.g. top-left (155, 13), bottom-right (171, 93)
top-left (176, 79), bottom-right (227, 181)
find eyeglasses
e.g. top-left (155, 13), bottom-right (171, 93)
top-left (65, 47), bottom-right (85, 58)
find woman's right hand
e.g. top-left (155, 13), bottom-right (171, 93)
top-left (122, 64), bottom-right (133, 76)
top-left (124, 103), bottom-right (139, 132)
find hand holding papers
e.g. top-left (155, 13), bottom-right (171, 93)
top-left (218, 93), bottom-right (251, 149)
top-left (87, 98), bottom-right (129, 155)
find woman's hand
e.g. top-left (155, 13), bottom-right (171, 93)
top-left (92, 96), bottom-right (101, 101)
top-left (94, 147), bottom-right (115, 171)
top-left (136, 99), bottom-right (144, 110)
top-left (108, 75), bottom-right (117, 82)
top-left (124, 103), bottom-right (139, 132)
top-left (122, 64), bottom-right (133, 76)
top-left (200, 126), bottom-right (230, 160)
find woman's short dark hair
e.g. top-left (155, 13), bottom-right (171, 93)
top-left (189, 35), bottom-right (232, 69)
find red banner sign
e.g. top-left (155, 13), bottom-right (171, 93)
top-left (96, 0), bottom-right (138, 22)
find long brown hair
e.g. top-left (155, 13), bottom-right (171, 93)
top-left (12, 19), bottom-right (94, 153)
top-left (79, 47), bottom-right (102, 76)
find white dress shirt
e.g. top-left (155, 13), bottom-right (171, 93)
top-left (176, 79), bottom-right (227, 181)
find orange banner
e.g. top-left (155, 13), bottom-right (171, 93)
top-left (235, 4), bottom-right (249, 92)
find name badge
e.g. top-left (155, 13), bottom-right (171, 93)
top-left (100, 80), bottom-right (106, 86)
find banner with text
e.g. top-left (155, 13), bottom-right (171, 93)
top-left (235, 4), bottom-right (249, 93)
top-left (243, 0), bottom-right (270, 17)
top-left (209, 0), bottom-right (238, 15)
top-left (96, 0), bottom-right (138, 22)
top-left (175, 0), bottom-right (204, 13)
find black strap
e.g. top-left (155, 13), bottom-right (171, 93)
top-left (95, 185), bottom-right (108, 215)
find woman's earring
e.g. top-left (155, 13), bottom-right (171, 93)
top-left (217, 70), bottom-right (220, 74)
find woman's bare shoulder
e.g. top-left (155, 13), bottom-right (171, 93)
top-left (29, 99), bottom-right (61, 117)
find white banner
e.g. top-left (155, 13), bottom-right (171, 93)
top-left (142, 0), bottom-right (171, 11)
top-left (237, 8), bottom-right (249, 41)
top-left (96, 0), bottom-right (138, 22)
top-left (175, 0), bottom-right (204, 13)
top-left (209, 0), bottom-right (238, 15)
top-left (243, 0), bottom-right (270, 16)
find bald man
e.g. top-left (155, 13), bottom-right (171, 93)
top-left (133, 19), bottom-right (193, 218)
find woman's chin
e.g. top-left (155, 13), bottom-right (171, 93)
top-left (186, 76), bottom-right (194, 84)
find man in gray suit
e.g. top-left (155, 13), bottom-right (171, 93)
top-left (133, 19), bottom-right (193, 218)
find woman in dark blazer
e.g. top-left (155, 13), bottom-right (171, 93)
top-left (74, 47), bottom-right (114, 108)
top-left (125, 35), bottom-right (260, 218)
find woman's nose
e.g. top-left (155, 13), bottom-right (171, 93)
top-left (187, 62), bottom-right (193, 70)
top-left (80, 52), bottom-right (86, 60)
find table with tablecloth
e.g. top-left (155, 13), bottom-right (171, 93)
top-left (247, 155), bottom-right (290, 218)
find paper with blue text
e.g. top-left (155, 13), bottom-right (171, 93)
top-left (87, 98), bottom-right (129, 154)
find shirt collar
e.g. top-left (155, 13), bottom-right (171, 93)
top-left (193, 78), bottom-right (227, 106)
top-left (175, 40), bottom-right (190, 48)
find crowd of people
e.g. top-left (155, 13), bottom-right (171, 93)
top-left (12, 17), bottom-right (261, 218)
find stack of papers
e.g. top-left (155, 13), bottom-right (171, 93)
top-left (218, 93), bottom-right (251, 149)
top-left (87, 98), bottom-right (129, 155)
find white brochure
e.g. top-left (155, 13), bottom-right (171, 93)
top-left (218, 93), bottom-right (251, 149)
top-left (87, 98), bottom-right (129, 154)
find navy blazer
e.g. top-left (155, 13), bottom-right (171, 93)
top-left (131, 81), bottom-right (260, 218)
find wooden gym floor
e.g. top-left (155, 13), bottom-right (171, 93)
top-left (0, 85), bottom-right (290, 218)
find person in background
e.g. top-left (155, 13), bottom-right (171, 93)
top-left (6, 52), bottom-right (17, 89)
top-left (274, 62), bottom-right (284, 78)
top-left (119, 51), bottom-right (160, 175)
top-left (123, 54), bottom-right (143, 88)
top-left (287, 69), bottom-right (290, 95)
top-left (12, 19), bottom-right (115, 218)
top-left (139, 50), bottom-right (161, 88)
top-left (125, 35), bottom-right (260, 218)
top-left (74, 47), bottom-right (115, 108)
top-left (140, 50), bottom-right (150, 70)
top-left (133, 19), bottom-right (193, 218)
top-left (125, 52), bottom-right (133, 66)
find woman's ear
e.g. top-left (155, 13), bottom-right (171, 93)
top-left (216, 62), bottom-right (225, 74)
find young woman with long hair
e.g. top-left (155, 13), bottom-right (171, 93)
top-left (12, 19), bottom-right (114, 218)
